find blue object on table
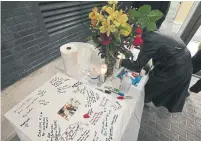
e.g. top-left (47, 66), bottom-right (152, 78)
top-left (117, 69), bottom-right (126, 78)
top-left (117, 69), bottom-right (142, 86)
top-left (117, 92), bottom-right (124, 96)
top-left (132, 75), bottom-right (142, 86)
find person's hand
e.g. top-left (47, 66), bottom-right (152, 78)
top-left (140, 69), bottom-right (146, 76)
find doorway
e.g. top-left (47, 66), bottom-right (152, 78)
top-left (160, 1), bottom-right (196, 34)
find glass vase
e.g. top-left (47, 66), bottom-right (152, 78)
top-left (105, 45), bottom-right (116, 77)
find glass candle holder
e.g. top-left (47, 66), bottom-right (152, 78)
top-left (99, 64), bottom-right (107, 82)
top-left (115, 55), bottom-right (122, 69)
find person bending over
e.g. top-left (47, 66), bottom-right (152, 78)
top-left (121, 30), bottom-right (193, 113)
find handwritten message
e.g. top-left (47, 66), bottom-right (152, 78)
top-left (85, 90), bottom-right (100, 108)
top-left (60, 122), bottom-right (89, 141)
top-left (89, 111), bottom-right (104, 126)
top-left (50, 76), bottom-right (69, 87)
top-left (99, 97), bottom-right (110, 108)
top-left (92, 131), bottom-right (100, 141)
top-left (39, 100), bottom-right (49, 106)
top-left (110, 101), bottom-right (122, 111)
top-left (76, 129), bottom-right (90, 141)
top-left (106, 114), bottom-right (119, 141)
top-left (38, 112), bottom-right (48, 137)
top-left (6, 73), bottom-right (127, 141)
top-left (47, 120), bottom-right (61, 141)
top-left (37, 111), bottom-right (62, 141)
top-left (20, 117), bottom-right (30, 127)
top-left (13, 89), bottom-right (48, 130)
top-left (72, 81), bottom-right (83, 88)
top-left (57, 84), bottom-right (71, 94)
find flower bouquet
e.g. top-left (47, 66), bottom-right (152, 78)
top-left (88, 1), bottom-right (163, 76)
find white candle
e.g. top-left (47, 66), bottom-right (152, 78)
top-left (115, 55), bottom-right (122, 69)
top-left (99, 64), bottom-right (107, 82)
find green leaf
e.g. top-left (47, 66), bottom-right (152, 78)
top-left (146, 21), bottom-right (157, 31)
top-left (87, 36), bottom-right (93, 40)
top-left (138, 5), bottom-right (151, 16)
top-left (147, 10), bottom-right (164, 22)
top-left (119, 24), bottom-right (127, 30)
top-left (137, 17), bottom-right (150, 29)
top-left (128, 9), bottom-right (141, 19)
top-left (128, 17), bottom-right (136, 23)
top-left (114, 32), bottom-right (120, 42)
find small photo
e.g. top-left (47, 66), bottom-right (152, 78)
top-left (57, 98), bottom-right (81, 121)
top-left (117, 69), bottom-right (142, 86)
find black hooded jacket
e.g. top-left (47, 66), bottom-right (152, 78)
top-left (122, 31), bottom-right (193, 112)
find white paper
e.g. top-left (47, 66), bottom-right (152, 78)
top-left (4, 73), bottom-right (127, 141)
top-left (60, 43), bottom-right (80, 77)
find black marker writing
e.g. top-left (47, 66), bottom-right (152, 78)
top-left (57, 85), bottom-right (71, 94)
top-left (89, 111), bottom-right (104, 125)
top-left (72, 81), bottom-right (83, 88)
top-left (39, 100), bottom-right (49, 106)
top-left (50, 77), bottom-right (69, 87)
top-left (77, 129), bottom-right (90, 141)
top-left (110, 101), bottom-right (122, 111)
top-left (99, 97), bottom-right (109, 107)
top-left (14, 102), bottom-right (26, 113)
top-left (26, 97), bottom-right (39, 109)
top-left (22, 108), bottom-right (33, 118)
top-left (20, 118), bottom-right (30, 127)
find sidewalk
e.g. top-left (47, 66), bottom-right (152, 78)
top-left (138, 76), bottom-right (201, 141)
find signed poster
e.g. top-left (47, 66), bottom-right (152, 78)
top-left (4, 73), bottom-right (126, 141)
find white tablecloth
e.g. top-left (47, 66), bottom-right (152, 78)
top-left (4, 42), bottom-right (148, 141)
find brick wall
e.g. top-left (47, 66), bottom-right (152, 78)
top-left (1, 1), bottom-right (90, 89)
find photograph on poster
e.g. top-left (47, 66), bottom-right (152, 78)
top-left (57, 98), bottom-right (81, 121)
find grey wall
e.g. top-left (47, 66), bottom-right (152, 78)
top-left (1, 1), bottom-right (94, 89)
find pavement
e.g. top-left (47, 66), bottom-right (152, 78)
top-left (138, 76), bottom-right (201, 141)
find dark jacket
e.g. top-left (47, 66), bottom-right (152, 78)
top-left (192, 50), bottom-right (201, 73)
top-left (190, 50), bottom-right (201, 93)
top-left (122, 31), bottom-right (193, 112)
top-left (119, 1), bottom-right (170, 28)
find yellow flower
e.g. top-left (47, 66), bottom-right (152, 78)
top-left (107, 12), bottom-right (117, 22)
top-left (108, 1), bottom-right (118, 5)
top-left (99, 19), bottom-right (116, 37)
top-left (92, 7), bottom-right (98, 13)
top-left (89, 7), bottom-right (98, 20)
top-left (113, 10), bottom-right (128, 27)
top-left (120, 23), bottom-right (132, 36)
top-left (105, 7), bottom-right (114, 15)
top-left (89, 12), bottom-right (95, 20)
top-left (96, 13), bottom-right (105, 22)
top-left (102, 6), bottom-right (108, 11)
top-left (108, 1), bottom-right (117, 11)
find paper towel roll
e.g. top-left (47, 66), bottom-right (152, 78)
top-left (60, 43), bottom-right (79, 77)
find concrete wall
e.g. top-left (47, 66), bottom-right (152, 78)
top-left (1, 1), bottom-right (90, 89)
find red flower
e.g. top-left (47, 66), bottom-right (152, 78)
top-left (101, 39), bottom-right (111, 45)
top-left (133, 36), bottom-right (143, 46)
top-left (100, 34), bottom-right (112, 45)
top-left (136, 27), bottom-right (143, 34)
